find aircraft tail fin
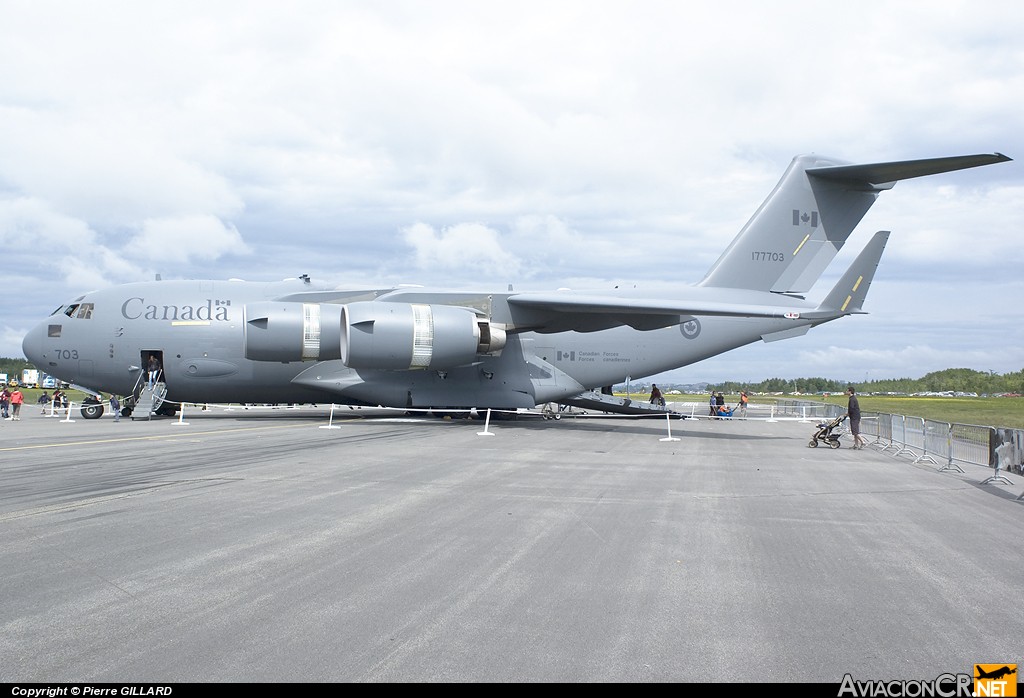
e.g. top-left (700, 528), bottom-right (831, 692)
top-left (816, 230), bottom-right (889, 317)
top-left (698, 153), bottom-right (1010, 294)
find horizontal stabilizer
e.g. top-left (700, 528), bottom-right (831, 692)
top-left (806, 153), bottom-right (1011, 187)
top-left (818, 231), bottom-right (890, 315)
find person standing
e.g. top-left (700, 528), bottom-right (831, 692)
top-left (147, 355), bottom-right (162, 388)
top-left (109, 394), bottom-right (121, 422)
top-left (649, 384), bottom-right (664, 407)
top-left (10, 387), bottom-right (24, 420)
top-left (0, 386), bottom-right (9, 419)
top-left (739, 391), bottom-right (749, 418)
top-left (844, 386), bottom-right (865, 449)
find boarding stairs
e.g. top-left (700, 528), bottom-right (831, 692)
top-left (132, 382), bottom-right (168, 420)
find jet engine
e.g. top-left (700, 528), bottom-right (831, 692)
top-left (244, 300), bottom-right (507, 369)
top-left (243, 302), bottom-right (344, 362)
top-left (340, 301), bottom-right (507, 370)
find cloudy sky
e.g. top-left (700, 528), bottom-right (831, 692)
top-left (1, 1), bottom-right (1022, 384)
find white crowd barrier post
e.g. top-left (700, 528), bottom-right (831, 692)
top-left (172, 403), bottom-right (189, 426)
top-left (476, 408), bottom-right (495, 436)
top-left (320, 403), bottom-right (341, 429)
top-left (660, 411), bottom-right (680, 442)
top-left (61, 401), bottom-right (75, 423)
top-left (767, 405), bottom-right (778, 423)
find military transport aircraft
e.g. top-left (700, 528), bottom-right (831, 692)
top-left (22, 153), bottom-right (1011, 419)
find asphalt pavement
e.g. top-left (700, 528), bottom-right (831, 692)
top-left (0, 403), bottom-right (1020, 682)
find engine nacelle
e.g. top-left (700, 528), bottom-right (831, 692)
top-left (340, 301), bottom-right (507, 370)
top-left (244, 302), bottom-right (343, 362)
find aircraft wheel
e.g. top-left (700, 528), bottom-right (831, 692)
top-left (430, 409), bottom-right (472, 420)
top-left (829, 439), bottom-right (841, 449)
top-left (121, 407), bottom-right (133, 418)
top-left (808, 439), bottom-right (818, 448)
top-left (490, 411), bottom-right (518, 421)
top-left (81, 403), bottom-right (104, 420)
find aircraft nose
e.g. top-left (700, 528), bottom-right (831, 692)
top-left (22, 321), bottom-right (47, 366)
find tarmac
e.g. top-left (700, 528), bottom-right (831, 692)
top-left (0, 403), bottom-right (1021, 683)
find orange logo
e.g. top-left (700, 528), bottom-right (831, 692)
top-left (974, 664), bottom-right (1017, 697)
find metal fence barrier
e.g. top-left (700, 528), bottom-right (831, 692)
top-left (774, 399), bottom-right (1023, 488)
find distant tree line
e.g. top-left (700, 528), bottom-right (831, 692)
top-left (0, 357), bottom-right (29, 376)
top-left (707, 368), bottom-right (1024, 395)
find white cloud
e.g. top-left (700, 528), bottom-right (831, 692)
top-left (0, 109), bottom-right (244, 225)
top-left (401, 221), bottom-right (522, 280)
top-left (127, 215), bottom-right (251, 264)
top-left (795, 345), bottom-right (1004, 378)
top-left (873, 184), bottom-right (1024, 267)
top-left (0, 196), bottom-right (95, 250)
top-left (0, 196), bottom-right (146, 288)
top-left (0, 0), bottom-right (1021, 377)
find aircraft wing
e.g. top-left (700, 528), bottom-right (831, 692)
top-left (506, 292), bottom-right (807, 333)
top-left (558, 389), bottom-right (682, 416)
top-left (806, 153), bottom-right (1011, 188)
top-left (273, 288), bottom-right (397, 303)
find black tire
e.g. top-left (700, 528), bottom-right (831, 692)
top-left (156, 404), bottom-right (178, 417)
top-left (490, 410), bottom-right (519, 421)
top-left (121, 406), bottom-right (133, 418)
top-left (829, 439), bottom-right (841, 449)
top-left (81, 403), bottom-right (104, 420)
top-left (808, 439), bottom-right (818, 448)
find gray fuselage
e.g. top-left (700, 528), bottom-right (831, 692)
top-left (22, 278), bottom-right (817, 409)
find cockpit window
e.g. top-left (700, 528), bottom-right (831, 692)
top-left (63, 303), bottom-right (94, 319)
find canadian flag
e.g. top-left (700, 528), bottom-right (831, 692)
top-left (791, 209), bottom-right (819, 227)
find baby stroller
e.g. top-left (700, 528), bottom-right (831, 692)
top-left (808, 414), bottom-right (846, 449)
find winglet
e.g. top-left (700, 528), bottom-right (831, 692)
top-left (816, 231), bottom-right (890, 315)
